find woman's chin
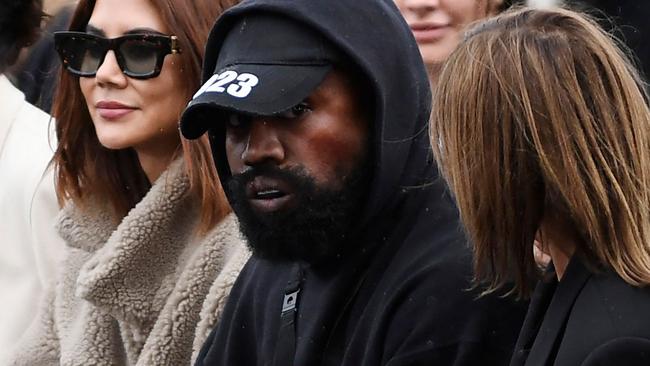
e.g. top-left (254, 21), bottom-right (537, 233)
top-left (419, 43), bottom-right (457, 68)
top-left (96, 137), bottom-right (134, 151)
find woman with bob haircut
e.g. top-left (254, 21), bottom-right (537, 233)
top-left (431, 7), bottom-right (650, 366)
top-left (9, 0), bottom-right (249, 364)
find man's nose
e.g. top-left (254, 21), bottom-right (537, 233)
top-left (241, 118), bottom-right (285, 166)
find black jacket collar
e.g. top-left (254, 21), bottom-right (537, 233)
top-left (511, 257), bottom-right (593, 366)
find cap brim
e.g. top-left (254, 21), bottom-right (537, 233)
top-left (180, 63), bottom-right (331, 139)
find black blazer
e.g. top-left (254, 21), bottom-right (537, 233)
top-left (510, 257), bottom-right (650, 366)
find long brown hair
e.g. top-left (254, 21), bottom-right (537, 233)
top-left (431, 7), bottom-right (650, 296)
top-left (53, 0), bottom-right (238, 232)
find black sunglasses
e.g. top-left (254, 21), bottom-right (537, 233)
top-left (53, 31), bottom-right (181, 79)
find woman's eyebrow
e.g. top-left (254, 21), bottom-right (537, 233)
top-left (124, 27), bottom-right (166, 36)
top-left (83, 25), bottom-right (165, 37)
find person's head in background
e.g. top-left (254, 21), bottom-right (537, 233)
top-left (0, 0), bottom-right (44, 73)
top-left (431, 7), bottom-right (650, 296)
top-left (43, 0), bottom-right (77, 17)
top-left (53, 0), bottom-right (236, 230)
top-left (393, 0), bottom-right (505, 83)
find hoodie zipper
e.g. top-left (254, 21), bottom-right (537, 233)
top-left (273, 263), bottom-right (303, 366)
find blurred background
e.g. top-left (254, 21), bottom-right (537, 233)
top-left (7, 0), bottom-right (77, 112)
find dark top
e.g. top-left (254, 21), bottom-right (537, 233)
top-left (194, 0), bottom-right (528, 365)
top-left (511, 257), bottom-right (650, 366)
top-left (195, 180), bottom-right (528, 365)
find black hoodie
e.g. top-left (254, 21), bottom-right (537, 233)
top-left (194, 0), bottom-right (527, 365)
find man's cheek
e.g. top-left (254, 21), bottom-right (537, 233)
top-left (225, 136), bottom-right (244, 172)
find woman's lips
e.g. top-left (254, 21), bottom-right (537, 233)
top-left (96, 101), bottom-right (137, 120)
top-left (410, 23), bottom-right (450, 43)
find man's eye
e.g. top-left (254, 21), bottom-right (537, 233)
top-left (276, 102), bottom-right (312, 119)
top-left (227, 114), bottom-right (246, 128)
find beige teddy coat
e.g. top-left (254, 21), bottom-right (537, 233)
top-left (9, 160), bottom-right (250, 365)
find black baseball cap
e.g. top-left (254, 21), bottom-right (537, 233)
top-left (180, 13), bottom-right (343, 139)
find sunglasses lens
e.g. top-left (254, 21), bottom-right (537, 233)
top-left (57, 35), bottom-right (105, 75)
top-left (55, 32), bottom-right (172, 79)
top-left (120, 39), bottom-right (160, 76)
top-left (80, 43), bottom-right (105, 74)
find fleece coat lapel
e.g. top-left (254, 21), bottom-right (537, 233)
top-left (17, 159), bottom-right (252, 366)
top-left (74, 159), bottom-right (195, 344)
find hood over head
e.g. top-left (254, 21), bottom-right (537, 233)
top-left (180, 0), bottom-right (433, 228)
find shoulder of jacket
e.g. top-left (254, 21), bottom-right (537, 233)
top-left (582, 337), bottom-right (650, 366)
top-left (583, 272), bottom-right (650, 310)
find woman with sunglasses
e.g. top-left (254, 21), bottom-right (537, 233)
top-left (9, 0), bottom-right (248, 365)
top-left (432, 7), bottom-right (650, 365)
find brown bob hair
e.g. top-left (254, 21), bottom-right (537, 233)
top-left (52, 0), bottom-right (238, 232)
top-left (431, 7), bottom-right (650, 296)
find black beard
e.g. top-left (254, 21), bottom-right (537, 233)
top-left (226, 162), bottom-right (370, 265)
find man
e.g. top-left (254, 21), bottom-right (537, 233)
top-left (0, 0), bottom-right (65, 363)
top-left (180, 0), bottom-right (527, 364)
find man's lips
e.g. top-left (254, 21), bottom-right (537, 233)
top-left (246, 176), bottom-right (296, 213)
top-left (410, 22), bottom-right (450, 43)
top-left (254, 190), bottom-right (286, 199)
top-left (96, 100), bottom-right (137, 120)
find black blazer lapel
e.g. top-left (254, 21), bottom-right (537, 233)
top-left (524, 257), bottom-right (592, 366)
top-left (510, 270), bottom-right (558, 366)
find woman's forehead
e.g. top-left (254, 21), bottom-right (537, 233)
top-left (87, 0), bottom-right (168, 37)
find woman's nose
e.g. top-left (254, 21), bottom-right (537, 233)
top-left (95, 50), bottom-right (128, 88)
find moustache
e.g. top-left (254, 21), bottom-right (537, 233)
top-left (227, 165), bottom-right (314, 198)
